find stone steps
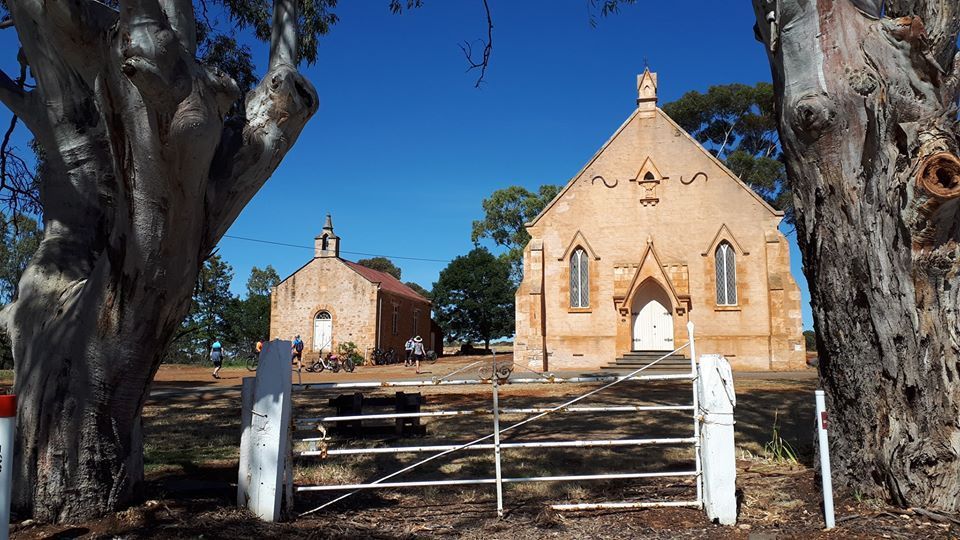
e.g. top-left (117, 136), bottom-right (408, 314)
top-left (602, 351), bottom-right (691, 372)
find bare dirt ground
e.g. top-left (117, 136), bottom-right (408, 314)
top-left (11, 358), bottom-right (958, 539)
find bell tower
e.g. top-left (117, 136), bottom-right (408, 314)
top-left (315, 214), bottom-right (340, 258)
top-left (637, 67), bottom-right (658, 118)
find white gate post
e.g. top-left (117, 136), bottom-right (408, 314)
top-left (697, 354), bottom-right (737, 525)
top-left (815, 390), bottom-right (835, 529)
top-left (491, 371), bottom-right (504, 518)
top-left (238, 340), bottom-right (293, 521)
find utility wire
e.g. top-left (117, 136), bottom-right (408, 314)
top-left (222, 234), bottom-right (453, 263)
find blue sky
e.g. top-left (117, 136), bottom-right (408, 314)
top-left (0, 1), bottom-right (813, 329)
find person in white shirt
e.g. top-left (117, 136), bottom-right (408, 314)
top-left (412, 336), bottom-right (426, 374)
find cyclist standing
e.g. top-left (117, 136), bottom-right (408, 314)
top-left (291, 335), bottom-right (305, 372)
top-left (211, 339), bottom-right (225, 379)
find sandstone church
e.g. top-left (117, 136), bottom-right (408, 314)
top-left (270, 216), bottom-right (437, 359)
top-left (514, 70), bottom-right (804, 371)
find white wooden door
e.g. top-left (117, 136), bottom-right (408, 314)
top-left (313, 312), bottom-right (332, 352)
top-left (632, 299), bottom-right (674, 351)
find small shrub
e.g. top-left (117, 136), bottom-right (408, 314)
top-left (338, 341), bottom-right (365, 366)
top-left (764, 411), bottom-right (799, 463)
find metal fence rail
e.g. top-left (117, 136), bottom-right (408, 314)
top-left (298, 436), bottom-right (697, 456)
top-left (296, 470), bottom-right (699, 491)
top-left (294, 404), bottom-right (694, 426)
top-left (292, 322), bottom-right (703, 518)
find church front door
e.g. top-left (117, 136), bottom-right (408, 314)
top-left (631, 282), bottom-right (674, 351)
top-left (314, 311), bottom-right (332, 352)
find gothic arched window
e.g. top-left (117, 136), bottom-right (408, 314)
top-left (715, 241), bottom-right (737, 305)
top-left (570, 248), bottom-right (589, 308)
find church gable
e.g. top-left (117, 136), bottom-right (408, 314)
top-left (528, 72), bottom-right (781, 231)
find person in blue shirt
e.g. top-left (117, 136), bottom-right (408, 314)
top-left (291, 335), bottom-right (305, 372)
top-left (211, 340), bottom-right (225, 379)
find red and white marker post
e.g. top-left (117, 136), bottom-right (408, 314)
top-left (0, 395), bottom-right (15, 540)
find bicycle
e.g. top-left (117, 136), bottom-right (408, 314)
top-left (307, 354), bottom-right (355, 373)
top-left (370, 347), bottom-right (397, 365)
top-left (245, 352), bottom-right (259, 372)
top-left (423, 350), bottom-right (439, 365)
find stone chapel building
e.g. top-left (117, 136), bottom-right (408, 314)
top-left (514, 70), bottom-right (805, 371)
top-left (270, 216), bottom-right (435, 358)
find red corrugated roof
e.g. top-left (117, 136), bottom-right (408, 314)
top-left (343, 260), bottom-right (430, 303)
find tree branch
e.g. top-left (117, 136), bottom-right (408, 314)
top-left (117, 0), bottom-right (193, 110)
top-left (205, 65), bottom-right (318, 246)
top-left (458, 0), bottom-right (493, 88)
top-left (269, 0), bottom-right (298, 69)
top-left (0, 69), bottom-right (32, 122)
top-left (6, 0), bottom-right (118, 90)
top-left (205, 0), bottom-right (317, 246)
top-left (158, 0), bottom-right (198, 56)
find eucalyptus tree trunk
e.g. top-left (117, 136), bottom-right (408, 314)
top-left (0, 0), bottom-right (316, 522)
top-left (753, 0), bottom-right (960, 511)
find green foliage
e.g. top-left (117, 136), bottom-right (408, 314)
top-left (0, 215), bottom-right (41, 370)
top-left (337, 341), bottom-right (364, 366)
top-left (663, 82), bottom-right (793, 224)
top-left (229, 264), bottom-right (280, 348)
top-left (168, 255), bottom-right (236, 362)
top-left (209, 0), bottom-right (338, 66)
top-left (471, 184), bottom-right (561, 281)
top-left (803, 330), bottom-right (817, 352)
top-left (431, 247), bottom-right (514, 349)
top-left (356, 257), bottom-right (402, 280)
top-left (0, 215), bottom-right (41, 303)
top-left (246, 265), bottom-right (280, 297)
top-left (167, 262), bottom-right (279, 363)
top-left (404, 281), bottom-right (431, 301)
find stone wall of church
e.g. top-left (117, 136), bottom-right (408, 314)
top-left (270, 258), bottom-right (378, 361)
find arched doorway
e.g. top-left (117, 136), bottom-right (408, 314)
top-left (631, 280), bottom-right (674, 351)
top-left (313, 311), bottom-right (332, 352)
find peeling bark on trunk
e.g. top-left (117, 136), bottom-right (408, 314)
top-left (753, 0), bottom-right (960, 511)
top-left (0, 0), bottom-right (316, 522)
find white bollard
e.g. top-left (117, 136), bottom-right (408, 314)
top-left (238, 340), bottom-right (292, 522)
top-left (697, 355), bottom-right (737, 525)
top-left (815, 390), bottom-right (835, 529)
top-left (0, 395), bottom-right (15, 540)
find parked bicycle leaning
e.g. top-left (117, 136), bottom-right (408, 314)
top-left (307, 351), bottom-right (355, 373)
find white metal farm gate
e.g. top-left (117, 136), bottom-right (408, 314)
top-left (287, 322), bottom-right (704, 518)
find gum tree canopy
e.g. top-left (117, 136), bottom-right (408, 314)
top-left (751, 0), bottom-right (960, 512)
top-left (0, 0), bottom-right (324, 521)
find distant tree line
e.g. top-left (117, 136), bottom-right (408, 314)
top-left (165, 256), bottom-right (280, 364)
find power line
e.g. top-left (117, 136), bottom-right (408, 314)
top-left (222, 234), bottom-right (453, 264)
